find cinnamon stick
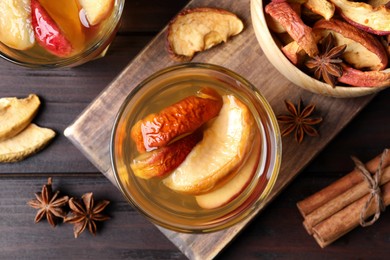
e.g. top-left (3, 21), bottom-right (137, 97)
top-left (297, 149), bottom-right (390, 217)
top-left (303, 166), bottom-right (390, 234)
top-left (312, 181), bottom-right (390, 248)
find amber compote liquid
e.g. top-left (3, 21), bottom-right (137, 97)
top-left (0, 0), bottom-right (122, 67)
top-left (112, 64), bottom-right (281, 233)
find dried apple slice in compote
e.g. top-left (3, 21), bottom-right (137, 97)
top-left (163, 95), bottom-right (255, 195)
top-left (130, 131), bottom-right (202, 179)
top-left (0, 0), bottom-right (35, 50)
top-left (131, 87), bottom-right (222, 153)
top-left (78, 0), bottom-right (115, 26)
top-left (195, 134), bottom-right (261, 209)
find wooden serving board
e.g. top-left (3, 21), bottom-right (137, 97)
top-left (64, 0), bottom-right (374, 259)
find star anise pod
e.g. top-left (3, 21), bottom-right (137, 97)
top-left (277, 98), bottom-right (323, 143)
top-left (27, 177), bottom-right (69, 227)
top-left (64, 192), bottom-right (110, 238)
top-left (305, 33), bottom-right (346, 87)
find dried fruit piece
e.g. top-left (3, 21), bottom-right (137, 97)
top-left (339, 64), bottom-right (390, 87)
top-left (0, 123), bottom-right (55, 163)
top-left (131, 87), bottom-right (222, 153)
top-left (304, 0), bottom-right (335, 20)
top-left (314, 18), bottom-right (388, 71)
top-left (163, 95), bottom-right (255, 195)
top-left (39, 0), bottom-right (85, 52)
top-left (130, 131), bottom-right (202, 179)
top-left (166, 7), bottom-right (244, 61)
top-left (31, 0), bottom-right (73, 57)
top-left (265, 1), bottom-right (319, 57)
top-left (78, 0), bottom-right (115, 26)
top-left (282, 41), bottom-right (306, 65)
top-left (0, 0), bottom-right (35, 50)
top-left (330, 0), bottom-right (390, 35)
top-left (0, 94), bottom-right (40, 141)
top-left (195, 135), bottom-right (260, 209)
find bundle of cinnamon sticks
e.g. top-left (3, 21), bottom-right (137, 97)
top-left (297, 149), bottom-right (390, 248)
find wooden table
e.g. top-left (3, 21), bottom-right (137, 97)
top-left (0, 1), bottom-right (389, 258)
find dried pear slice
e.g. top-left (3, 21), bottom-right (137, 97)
top-left (0, 123), bottom-right (55, 163)
top-left (0, 94), bottom-right (40, 141)
top-left (166, 7), bottom-right (244, 61)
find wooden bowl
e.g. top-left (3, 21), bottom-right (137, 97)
top-left (250, 0), bottom-right (389, 98)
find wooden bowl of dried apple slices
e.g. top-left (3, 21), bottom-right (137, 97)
top-left (251, 0), bottom-right (390, 98)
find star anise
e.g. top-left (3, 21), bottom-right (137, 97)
top-left (305, 33), bottom-right (346, 87)
top-left (277, 98), bottom-right (323, 143)
top-left (27, 177), bottom-right (69, 227)
top-left (64, 192), bottom-right (110, 238)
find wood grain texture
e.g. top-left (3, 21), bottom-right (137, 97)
top-left (64, 0), bottom-right (382, 259)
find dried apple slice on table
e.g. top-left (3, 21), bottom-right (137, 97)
top-left (0, 123), bottom-right (55, 163)
top-left (195, 134), bottom-right (261, 209)
top-left (0, 0), bottom-right (35, 50)
top-left (166, 7), bottom-right (244, 61)
top-left (130, 131), bottom-right (202, 179)
top-left (0, 94), bottom-right (40, 142)
top-left (329, 0), bottom-right (390, 35)
top-left (163, 95), bottom-right (255, 195)
top-left (131, 87), bottom-right (222, 153)
top-left (313, 19), bottom-right (388, 71)
top-left (78, 0), bottom-right (115, 26)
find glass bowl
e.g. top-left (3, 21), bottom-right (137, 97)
top-left (111, 63), bottom-right (282, 233)
top-left (0, 0), bottom-right (125, 68)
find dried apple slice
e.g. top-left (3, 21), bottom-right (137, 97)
top-left (329, 0), bottom-right (390, 35)
top-left (339, 64), bottom-right (390, 87)
top-left (0, 0), bottom-right (35, 50)
top-left (131, 87), bottom-right (222, 153)
top-left (130, 131), bottom-right (202, 179)
top-left (0, 123), bottom-right (55, 163)
top-left (265, 1), bottom-right (319, 57)
top-left (163, 95), bottom-right (255, 195)
top-left (78, 0), bottom-right (115, 26)
top-left (195, 135), bottom-right (260, 209)
top-left (314, 19), bottom-right (388, 70)
top-left (166, 7), bottom-right (244, 61)
top-left (367, 0), bottom-right (390, 8)
top-left (304, 0), bottom-right (335, 20)
top-left (0, 94), bottom-right (40, 142)
top-left (31, 0), bottom-right (73, 57)
top-left (282, 41), bottom-right (306, 65)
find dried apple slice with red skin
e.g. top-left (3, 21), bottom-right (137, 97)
top-left (31, 0), bottom-right (72, 57)
top-left (329, 0), bottom-right (390, 35)
top-left (339, 64), bottom-right (390, 87)
top-left (313, 19), bottom-right (388, 71)
top-left (130, 131), bottom-right (202, 180)
top-left (265, 1), bottom-right (319, 57)
top-left (131, 87), bottom-right (222, 153)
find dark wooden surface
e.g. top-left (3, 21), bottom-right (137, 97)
top-left (0, 1), bottom-right (389, 259)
